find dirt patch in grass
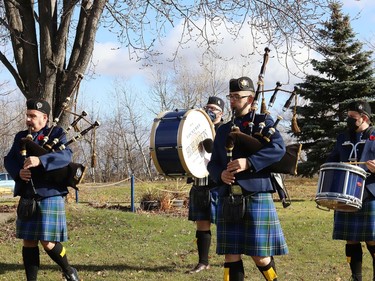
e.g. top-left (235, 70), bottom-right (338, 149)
top-left (88, 201), bottom-right (189, 218)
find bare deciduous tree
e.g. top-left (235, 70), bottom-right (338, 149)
top-left (0, 0), bottom-right (333, 119)
top-left (90, 83), bottom-right (152, 181)
top-left (0, 86), bottom-right (23, 171)
top-left (147, 55), bottom-right (232, 121)
top-left (147, 69), bottom-right (175, 115)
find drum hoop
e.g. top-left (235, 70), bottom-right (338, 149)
top-left (316, 192), bottom-right (362, 201)
top-left (149, 110), bottom-right (171, 176)
top-left (176, 108), bottom-right (215, 178)
top-left (315, 198), bottom-right (361, 210)
top-left (315, 195), bottom-right (362, 207)
top-left (320, 162), bottom-right (367, 178)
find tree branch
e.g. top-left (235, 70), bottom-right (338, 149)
top-left (0, 50), bottom-right (25, 95)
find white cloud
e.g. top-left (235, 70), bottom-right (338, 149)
top-left (90, 2), bottom-right (374, 81)
top-left (91, 42), bottom-right (144, 77)
top-left (154, 18), bottom-right (315, 90)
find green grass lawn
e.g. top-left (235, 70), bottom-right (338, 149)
top-left (0, 177), bottom-right (373, 280)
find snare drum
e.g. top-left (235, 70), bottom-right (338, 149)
top-left (315, 162), bottom-right (367, 212)
top-left (150, 109), bottom-right (215, 178)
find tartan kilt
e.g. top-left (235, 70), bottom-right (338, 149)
top-left (333, 199), bottom-right (375, 241)
top-left (188, 185), bottom-right (211, 221)
top-left (215, 186), bottom-right (288, 256)
top-left (16, 196), bottom-right (68, 242)
top-left (210, 185), bottom-right (227, 225)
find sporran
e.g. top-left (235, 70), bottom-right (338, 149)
top-left (17, 197), bottom-right (37, 220)
top-left (222, 195), bottom-right (245, 223)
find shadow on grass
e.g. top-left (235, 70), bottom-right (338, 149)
top-left (0, 261), bottom-right (223, 275)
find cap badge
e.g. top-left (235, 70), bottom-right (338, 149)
top-left (239, 78), bottom-right (249, 90)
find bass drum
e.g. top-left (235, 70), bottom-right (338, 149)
top-left (150, 109), bottom-right (215, 178)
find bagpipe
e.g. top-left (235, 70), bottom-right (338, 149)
top-left (226, 47), bottom-right (302, 176)
top-left (20, 74), bottom-right (100, 190)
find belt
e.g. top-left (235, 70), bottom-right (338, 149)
top-left (194, 177), bottom-right (209, 187)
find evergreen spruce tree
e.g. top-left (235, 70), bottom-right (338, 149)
top-left (296, 2), bottom-right (375, 177)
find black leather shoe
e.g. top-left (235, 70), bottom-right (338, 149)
top-left (187, 263), bottom-right (210, 274)
top-left (63, 267), bottom-right (80, 281)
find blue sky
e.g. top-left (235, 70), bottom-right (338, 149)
top-left (342, 0), bottom-right (375, 40)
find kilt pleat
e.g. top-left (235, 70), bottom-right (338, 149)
top-left (333, 199), bottom-right (375, 241)
top-left (16, 196), bottom-right (68, 242)
top-left (215, 189), bottom-right (288, 257)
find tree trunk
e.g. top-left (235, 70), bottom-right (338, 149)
top-left (2, 0), bottom-right (107, 125)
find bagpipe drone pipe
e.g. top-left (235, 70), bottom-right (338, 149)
top-left (20, 75), bottom-right (100, 190)
top-left (226, 48), bottom-right (302, 176)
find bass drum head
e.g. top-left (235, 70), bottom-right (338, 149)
top-left (177, 109), bottom-right (215, 178)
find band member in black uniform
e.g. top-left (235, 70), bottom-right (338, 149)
top-left (187, 96), bottom-right (224, 273)
top-left (208, 77), bottom-right (288, 281)
top-left (327, 100), bottom-right (375, 281)
top-left (4, 99), bottom-right (80, 281)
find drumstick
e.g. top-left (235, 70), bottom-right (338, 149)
top-left (343, 161), bottom-right (367, 165)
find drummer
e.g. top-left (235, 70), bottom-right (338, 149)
top-left (186, 96), bottom-right (224, 274)
top-left (326, 100), bottom-right (375, 281)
